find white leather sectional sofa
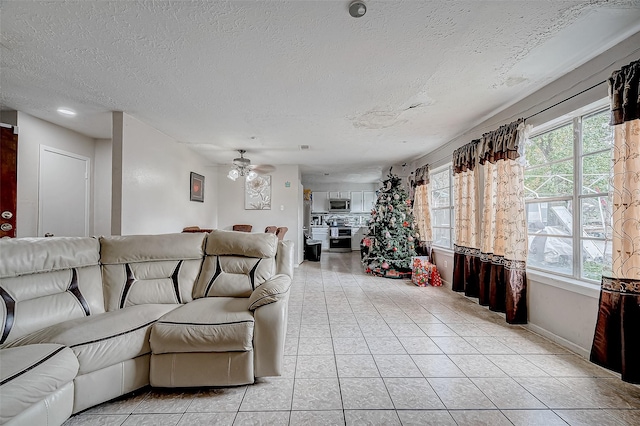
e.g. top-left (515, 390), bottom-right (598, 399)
top-left (0, 230), bottom-right (294, 425)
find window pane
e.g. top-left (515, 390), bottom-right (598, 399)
top-left (581, 240), bottom-right (610, 281)
top-left (432, 208), bottom-right (451, 227)
top-left (524, 160), bottom-right (573, 198)
top-left (526, 201), bottom-right (573, 236)
top-left (582, 151), bottom-right (611, 194)
top-left (582, 110), bottom-right (614, 154)
top-left (433, 228), bottom-right (451, 248)
top-left (580, 197), bottom-right (610, 238)
top-left (526, 124), bottom-right (573, 167)
top-left (432, 188), bottom-right (450, 208)
top-left (431, 170), bottom-right (450, 190)
top-left (527, 235), bottom-right (573, 275)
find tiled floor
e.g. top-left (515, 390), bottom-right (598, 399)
top-left (65, 252), bottom-right (640, 425)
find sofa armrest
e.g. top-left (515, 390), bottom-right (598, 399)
top-left (248, 274), bottom-right (291, 311)
top-left (251, 275), bottom-right (291, 378)
top-left (276, 240), bottom-right (294, 279)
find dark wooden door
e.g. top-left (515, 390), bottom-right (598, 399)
top-left (0, 124), bottom-right (18, 238)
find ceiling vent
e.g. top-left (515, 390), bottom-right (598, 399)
top-left (299, 145), bottom-right (310, 150)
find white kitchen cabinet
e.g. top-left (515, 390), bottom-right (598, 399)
top-left (363, 191), bottom-right (377, 212)
top-left (312, 191), bottom-right (329, 212)
top-left (350, 191), bottom-right (363, 212)
top-left (328, 191), bottom-right (350, 199)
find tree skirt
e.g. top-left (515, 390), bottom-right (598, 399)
top-left (365, 267), bottom-right (412, 279)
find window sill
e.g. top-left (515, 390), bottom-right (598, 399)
top-left (431, 246), bottom-right (454, 256)
top-left (526, 269), bottom-right (601, 299)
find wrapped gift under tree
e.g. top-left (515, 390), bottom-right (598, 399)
top-left (411, 256), bottom-right (442, 287)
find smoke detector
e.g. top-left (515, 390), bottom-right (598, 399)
top-left (349, 1), bottom-right (366, 18)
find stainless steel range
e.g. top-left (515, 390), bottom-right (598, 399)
top-left (329, 226), bottom-right (352, 253)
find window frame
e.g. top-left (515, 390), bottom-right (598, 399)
top-left (525, 98), bottom-right (611, 283)
top-left (429, 163), bottom-right (454, 249)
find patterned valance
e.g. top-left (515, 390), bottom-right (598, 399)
top-left (453, 139), bottom-right (479, 174)
top-left (478, 119), bottom-right (524, 165)
top-left (414, 165), bottom-right (429, 186)
top-left (609, 59), bottom-right (639, 125)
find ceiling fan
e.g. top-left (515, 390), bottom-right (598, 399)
top-left (227, 149), bottom-right (276, 181)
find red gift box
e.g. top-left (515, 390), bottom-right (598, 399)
top-left (411, 256), bottom-right (442, 287)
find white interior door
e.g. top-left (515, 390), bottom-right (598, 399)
top-left (39, 146), bottom-right (89, 237)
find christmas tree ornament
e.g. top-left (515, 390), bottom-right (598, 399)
top-left (394, 194), bottom-right (399, 200)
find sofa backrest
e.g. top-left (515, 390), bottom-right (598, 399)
top-left (193, 230), bottom-right (279, 298)
top-left (0, 237), bottom-right (104, 345)
top-left (100, 233), bottom-right (205, 311)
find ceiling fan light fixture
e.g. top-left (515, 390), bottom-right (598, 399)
top-left (227, 169), bottom-right (239, 181)
top-left (228, 149), bottom-right (261, 181)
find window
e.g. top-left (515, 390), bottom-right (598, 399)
top-left (524, 102), bottom-right (613, 282)
top-left (430, 165), bottom-right (454, 248)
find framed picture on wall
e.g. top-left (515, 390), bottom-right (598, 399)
top-left (245, 175), bottom-right (271, 210)
top-left (190, 172), bottom-right (204, 202)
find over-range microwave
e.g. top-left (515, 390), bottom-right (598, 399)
top-left (329, 198), bottom-right (351, 212)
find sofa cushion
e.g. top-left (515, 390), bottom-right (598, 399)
top-left (193, 230), bottom-right (279, 299)
top-left (205, 230), bottom-right (277, 258)
top-left (0, 343), bottom-right (79, 425)
top-left (193, 255), bottom-right (277, 298)
top-left (2, 304), bottom-right (178, 375)
top-left (150, 298), bottom-right (254, 354)
top-left (100, 234), bottom-right (206, 311)
top-left (0, 237), bottom-right (100, 278)
top-left (0, 237), bottom-right (104, 346)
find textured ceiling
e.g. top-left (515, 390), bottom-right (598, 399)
top-left (2, 1), bottom-right (640, 184)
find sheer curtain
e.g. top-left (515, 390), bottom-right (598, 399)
top-left (413, 165), bottom-right (432, 251)
top-left (477, 120), bottom-right (530, 324)
top-left (591, 59), bottom-right (640, 383)
top-left (452, 141), bottom-right (481, 297)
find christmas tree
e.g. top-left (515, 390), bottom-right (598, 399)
top-left (362, 171), bottom-right (418, 274)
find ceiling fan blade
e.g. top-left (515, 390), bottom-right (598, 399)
top-left (251, 164), bottom-right (276, 174)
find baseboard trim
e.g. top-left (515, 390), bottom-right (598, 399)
top-left (525, 322), bottom-right (590, 359)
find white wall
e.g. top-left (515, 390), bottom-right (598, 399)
top-left (14, 112), bottom-right (97, 237)
top-left (217, 165), bottom-right (302, 265)
top-left (303, 182), bottom-right (379, 192)
top-left (94, 138), bottom-right (112, 236)
top-left (112, 112), bottom-right (217, 235)
top-left (413, 32), bottom-right (640, 357)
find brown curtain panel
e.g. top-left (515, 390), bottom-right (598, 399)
top-left (591, 59), bottom-right (640, 383)
top-left (413, 165), bottom-right (432, 250)
top-left (452, 140), bottom-right (481, 297)
top-left (478, 119), bottom-right (529, 324)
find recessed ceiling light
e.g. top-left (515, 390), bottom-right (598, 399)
top-left (57, 108), bottom-right (77, 117)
